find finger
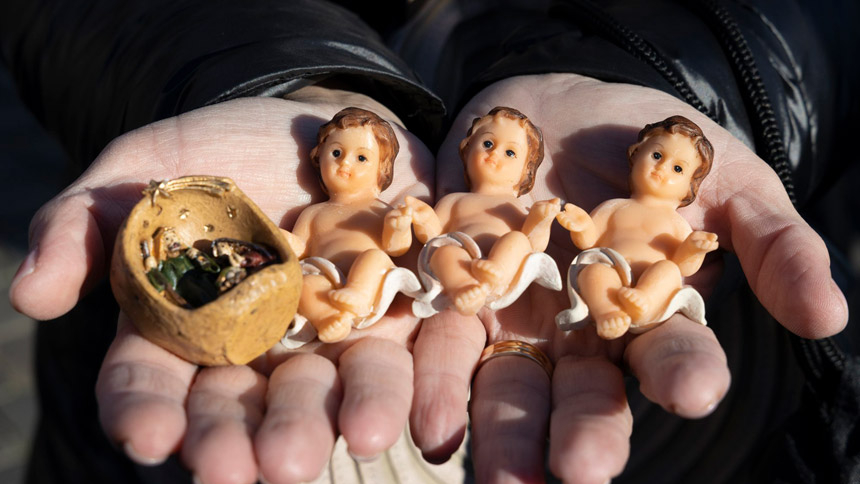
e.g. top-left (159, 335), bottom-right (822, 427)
top-left (256, 354), bottom-right (341, 484)
top-left (549, 356), bottom-right (632, 484)
top-left (337, 337), bottom-right (414, 460)
top-left (404, 195), bottom-right (420, 208)
top-left (624, 316), bottom-right (730, 418)
top-left (410, 311), bottom-right (486, 462)
top-left (182, 366), bottom-right (266, 484)
top-left (95, 315), bottom-right (197, 465)
top-left (470, 348), bottom-right (551, 483)
top-left (718, 161), bottom-right (848, 338)
top-left (10, 192), bottom-right (108, 320)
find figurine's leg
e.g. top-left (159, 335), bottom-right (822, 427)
top-left (329, 249), bottom-right (395, 317)
top-left (577, 264), bottom-right (630, 339)
top-left (618, 260), bottom-right (682, 322)
top-left (472, 231), bottom-right (532, 293)
top-left (300, 273), bottom-right (353, 343)
top-left (430, 245), bottom-right (487, 316)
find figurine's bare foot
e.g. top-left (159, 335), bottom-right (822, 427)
top-left (452, 284), bottom-right (489, 316)
top-left (471, 259), bottom-right (505, 291)
top-left (317, 312), bottom-right (354, 343)
top-left (616, 287), bottom-right (650, 321)
top-left (595, 311), bottom-right (631, 340)
top-left (329, 288), bottom-right (372, 317)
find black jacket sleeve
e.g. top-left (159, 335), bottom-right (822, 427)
top-left (0, 0), bottom-right (444, 167)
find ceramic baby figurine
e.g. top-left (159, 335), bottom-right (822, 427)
top-left (393, 106), bottom-right (562, 317)
top-left (555, 115), bottom-right (718, 339)
top-left (280, 107), bottom-right (420, 345)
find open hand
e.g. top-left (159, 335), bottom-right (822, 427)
top-left (531, 197), bottom-right (562, 222)
top-left (557, 202), bottom-right (592, 234)
top-left (685, 230), bottom-right (720, 254)
top-left (408, 73), bottom-right (848, 484)
top-left (10, 89), bottom-right (435, 484)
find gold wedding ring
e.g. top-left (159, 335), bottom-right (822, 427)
top-left (477, 340), bottom-right (553, 379)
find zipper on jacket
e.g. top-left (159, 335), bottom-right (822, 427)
top-left (552, 0), bottom-right (718, 124)
top-left (686, 0), bottom-right (797, 204)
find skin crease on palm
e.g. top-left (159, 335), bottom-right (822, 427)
top-left (8, 74), bottom-right (849, 484)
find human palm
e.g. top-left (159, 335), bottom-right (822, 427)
top-left (408, 74), bottom-right (848, 484)
top-left (10, 91), bottom-right (435, 484)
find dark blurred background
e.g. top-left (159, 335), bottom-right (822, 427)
top-left (0, 63), bottom-right (68, 483)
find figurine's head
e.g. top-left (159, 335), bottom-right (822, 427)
top-left (627, 115), bottom-right (714, 207)
top-left (459, 107), bottom-right (544, 196)
top-left (310, 107), bottom-right (400, 196)
top-left (155, 227), bottom-right (185, 259)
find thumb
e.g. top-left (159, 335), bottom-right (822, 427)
top-left (716, 160), bottom-right (848, 338)
top-left (9, 189), bottom-right (116, 320)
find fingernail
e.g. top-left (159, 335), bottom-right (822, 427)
top-left (348, 449), bottom-right (380, 463)
top-left (10, 247), bottom-right (38, 289)
top-left (123, 441), bottom-right (167, 466)
top-left (422, 453), bottom-right (450, 465)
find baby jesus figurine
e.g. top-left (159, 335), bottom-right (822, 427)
top-left (281, 107), bottom-right (420, 344)
top-left (391, 107), bottom-right (562, 317)
top-left (555, 115), bottom-right (719, 339)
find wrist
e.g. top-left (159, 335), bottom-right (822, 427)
top-left (283, 85), bottom-right (403, 127)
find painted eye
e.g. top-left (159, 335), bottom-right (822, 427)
top-left (332, 149), bottom-right (341, 157)
top-left (506, 150), bottom-right (516, 158)
top-left (483, 140), bottom-right (493, 149)
top-left (673, 165), bottom-right (683, 173)
top-left (358, 155), bottom-right (367, 162)
top-left (653, 152), bottom-right (662, 160)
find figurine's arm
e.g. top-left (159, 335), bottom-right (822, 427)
top-left (672, 223), bottom-right (719, 277)
top-left (405, 195), bottom-right (443, 244)
top-left (279, 229), bottom-right (306, 259)
top-left (522, 198), bottom-right (560, 252)
top-left (382, 204), bottom-right (414, 257)
top-left (382, 196), bottom-right (443, 255)
top-left (556, 203), bottom-right (599, 250)
top-left (279, 210), bottom-right (313, 259)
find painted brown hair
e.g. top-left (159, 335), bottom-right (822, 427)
top-left (309, 107), bottom-right (400, 194)
top-left (459, 106), bottom-right (544, 196)
top-left (628, 115), bottom-right (714, 207)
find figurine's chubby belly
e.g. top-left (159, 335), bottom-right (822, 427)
top-left (304, 204), bottom-right (388, 270)
top-left (442, 194), bottom-right (526, 252)
top-left (308, 233), bottom-right (383, 272)
top-left (601, 237), bottom-right (676, 277)
top-left (449, 219), bottom-right (522, 254)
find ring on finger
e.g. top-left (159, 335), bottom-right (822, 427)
top-left (476, 340), bottom-right (553, 379)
